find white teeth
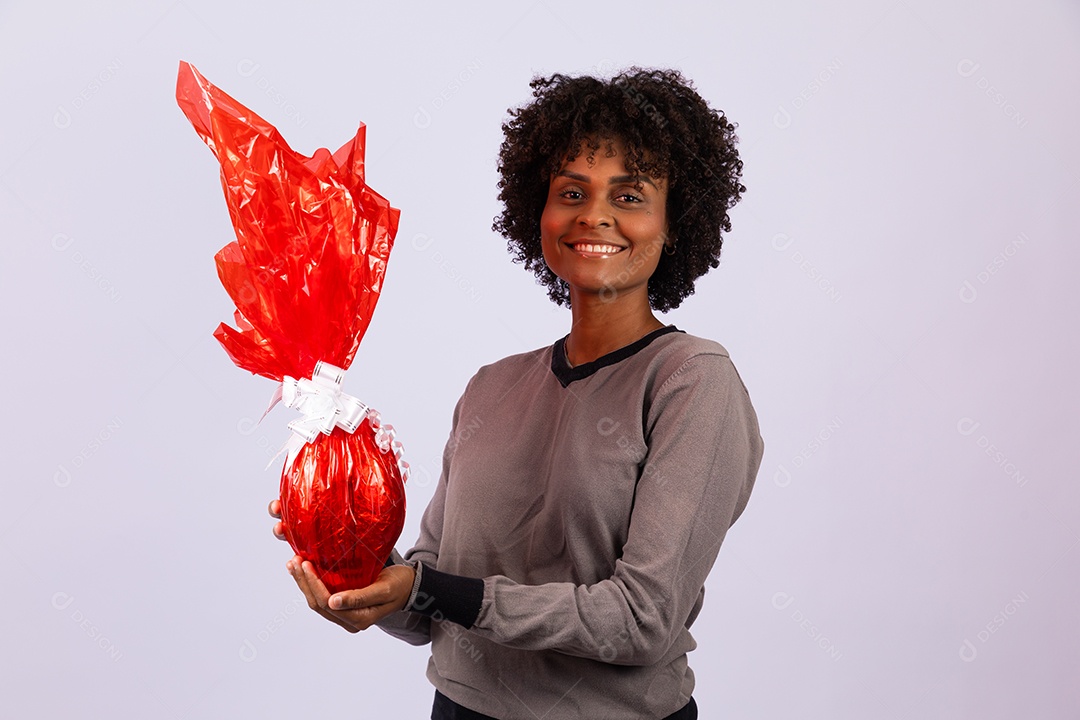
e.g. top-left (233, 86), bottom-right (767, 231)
top-left (575, 243), bottom-right (622, 254)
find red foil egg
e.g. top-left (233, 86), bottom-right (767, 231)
top-left (280, 426), bottom-right (406, 593)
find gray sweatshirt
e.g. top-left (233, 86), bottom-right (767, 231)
top-left (377, 327), bottom-right (764, 719)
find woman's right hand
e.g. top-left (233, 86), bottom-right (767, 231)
top-left (268, 497), bottom-right (412, 631)
top-left (268, 498), bottom-right (287, 542)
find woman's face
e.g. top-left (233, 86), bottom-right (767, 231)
top-left (540, 138), bottom-right (669, 307)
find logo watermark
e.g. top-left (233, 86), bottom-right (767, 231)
top-left (54, 58), bottom-right (123, 130)
top-left (958, 590), bottom-right (1029, 662)
top-left (956, 417), bottom-right (1027, 487)
top-left (411, 591), bottom-right (484, 662)
top-left (774, 416), bottom-right (843, 487)
top-left (409, 414), bottom-right (484, 489)
top-left (958, 232), bottom-right (1029, 303)
top-left (774, 58), bottom-right (843, 130)
top-left (414, 58), bottom-right (484, 130)
top-left (772, 233), bottom-right (841, 303)
top-left (51, 592), bottom-right (122, 661)
top-left (237, 416), bottom-right (286, 464)
top-left (239, 597), bottom-right (304, 662)
top-left (410, 233), bottom-right (483, 304)
top-left (51, 233), bottom-right (122, 303)
top-left (598, 232), bottom-right (669, 304)
top-left (956, 59), bottom-right (1028, 129)
top-left (613, 76), bottom-right (669, 129)
top-left (596, 416), bottom-right (668, 490)
top-left (54, 416), bottom-right (124, 487)
top-left (772, 591), bottom-right (842, 661)
top-left (237, 59), bottom-right (309, 129)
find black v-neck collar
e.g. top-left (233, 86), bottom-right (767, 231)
top-left (550, 325), bottom-right (682, 387)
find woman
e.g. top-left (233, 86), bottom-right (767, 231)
top-left (270, 68), bottom-right (764, 719)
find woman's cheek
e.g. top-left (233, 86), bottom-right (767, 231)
top-left (539, 213), bottom-right (562, 267)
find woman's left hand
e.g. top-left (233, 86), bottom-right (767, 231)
top-left (287, 556), bottom-right (415, 633)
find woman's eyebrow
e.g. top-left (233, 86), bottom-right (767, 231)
top-left (555, 170), bottom-right (592, 183)
top-left (555, 170), bottom-right (658, 189)
top-left (610, 174), bottom-right (658, 189)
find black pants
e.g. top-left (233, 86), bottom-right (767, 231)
top-left (432, 689), bottom-right (698, 719)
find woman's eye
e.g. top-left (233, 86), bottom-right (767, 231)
top-left (559, 189), bottom-right (583, 200)
top-left (615, 192), bottom-right (642, 203)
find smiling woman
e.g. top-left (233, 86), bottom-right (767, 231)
top-left (274, 68), bottom-right (764, 720)
top-left (542, 141), bottom-right (669, 293)
top-left (495, 69), bottom-right (745, 315)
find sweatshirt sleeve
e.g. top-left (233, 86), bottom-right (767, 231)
top-left (373, 389), bottom-right (470, 646)
top-left (460, 354), bottom-right (763, 665)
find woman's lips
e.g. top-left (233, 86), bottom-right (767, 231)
top-left (569, 242), bottom-right (625, 257)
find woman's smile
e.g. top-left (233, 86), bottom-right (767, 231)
top-left (567, 240), bottom-right (627, 257)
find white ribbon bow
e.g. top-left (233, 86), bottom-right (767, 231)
top-left (261, 361), bottom-right (409, 480)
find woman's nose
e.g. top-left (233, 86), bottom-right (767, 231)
top-left (576, 198), bottom-right (612, 228)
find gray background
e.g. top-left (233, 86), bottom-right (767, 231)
top-left (2, 0), bottom-right (1077, 717)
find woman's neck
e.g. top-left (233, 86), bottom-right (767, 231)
top-left (564, 290), bottom-right (665, 367)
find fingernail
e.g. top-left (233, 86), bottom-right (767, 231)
top-left (329, 596), bottom-right (341, 610)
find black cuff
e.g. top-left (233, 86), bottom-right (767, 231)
top-left (408, 564), bottom-right (484, 629)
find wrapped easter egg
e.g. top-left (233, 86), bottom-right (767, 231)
top-left (177, 61), bottom-right (407, 593)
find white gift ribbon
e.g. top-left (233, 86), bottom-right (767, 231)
top-left (261, 360), bottom-right (409, 480)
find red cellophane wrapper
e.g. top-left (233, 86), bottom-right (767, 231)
top-left (176, 61), bottom-right (406, 593)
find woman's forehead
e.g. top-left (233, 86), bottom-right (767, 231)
top-left (553, 137), bottom-right (665, 182)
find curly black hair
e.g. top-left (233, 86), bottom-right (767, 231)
top-left (492, 68), bottom-right (745, 312)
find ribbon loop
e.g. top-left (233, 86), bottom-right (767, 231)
top-left (280, 361), bottom-right (368, 444)
top-left (262, 361), bottom-right (409, 481)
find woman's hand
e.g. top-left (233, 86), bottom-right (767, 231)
top-left (268, 498), bottom-right (287, 541)
top-left (286, 556), bottom-right (416, 633)
top-left (271, 496), bottom-right (415, 632)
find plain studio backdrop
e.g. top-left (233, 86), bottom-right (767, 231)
top-left (1, 1), bottom-right (1077, 717)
